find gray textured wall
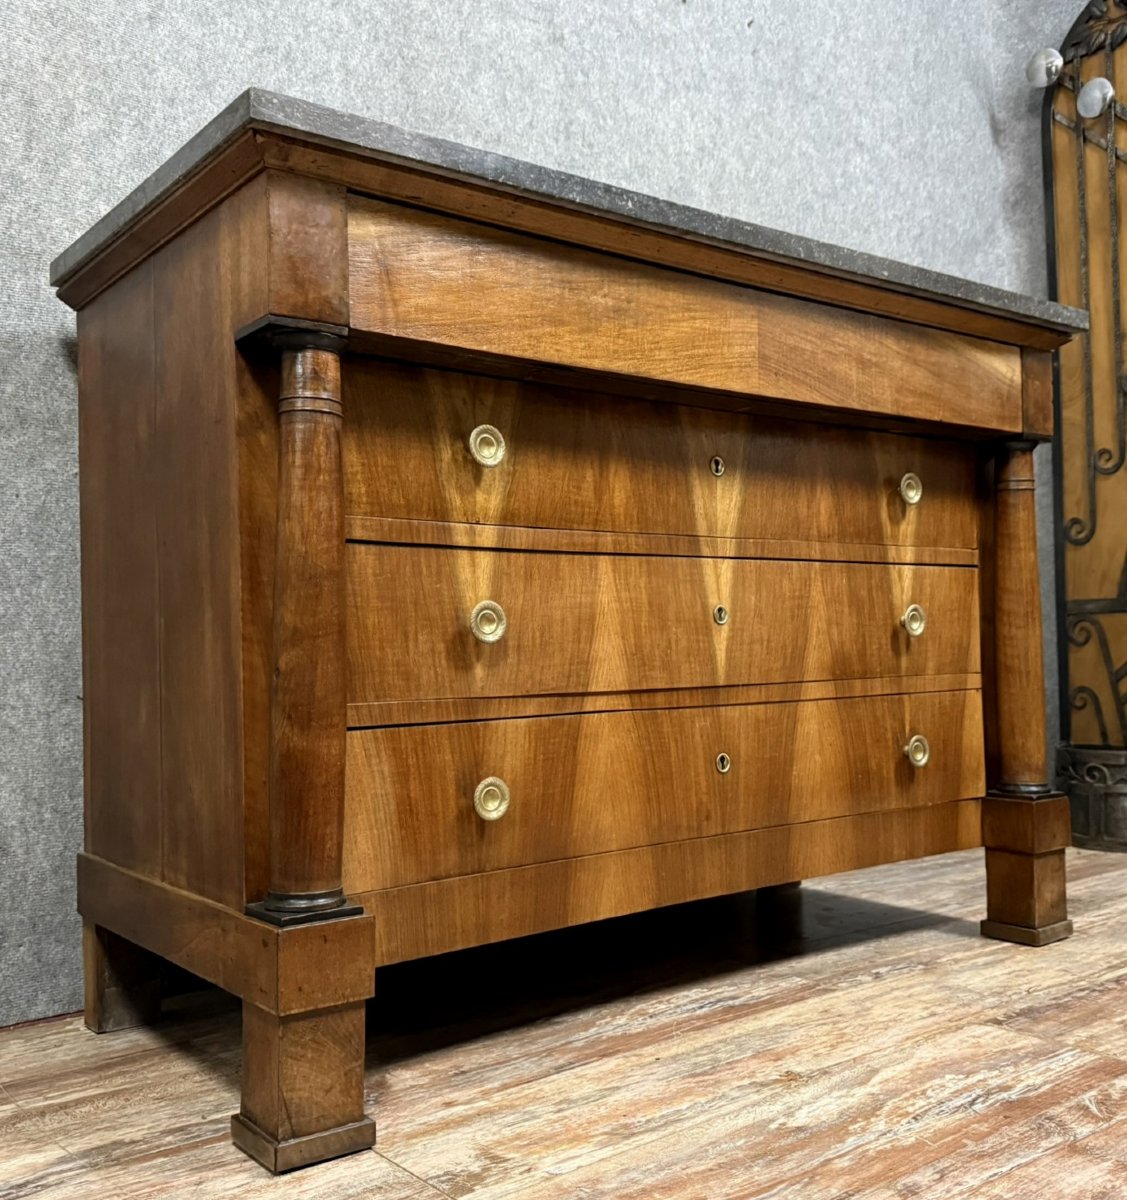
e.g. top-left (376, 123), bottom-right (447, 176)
top-left (0, 0), bottom-right (1081, 1026)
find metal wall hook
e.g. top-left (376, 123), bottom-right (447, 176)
top-left (1026, 47), bottom-right (1064, 88)
top-left (1078, 76), bottom-right (1117, 119)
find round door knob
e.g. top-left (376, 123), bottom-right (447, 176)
top-left (470, 600), bottom-right (507, 643)
top-left (900, 604), bottom-right (927, 638)
top-left (468, 424), bottom-right (506, 467)
top-left (904, 735), bottom-right (930, 768)
top-left (899, 472), bottom-right (923, 505)
top-left (474, 776), bottom-right (511, 821)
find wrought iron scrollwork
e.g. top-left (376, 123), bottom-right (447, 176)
top-left (1067, 616), bottom-right (1127, 744)
top-left (1063, 1), bottom-right (1127, 62)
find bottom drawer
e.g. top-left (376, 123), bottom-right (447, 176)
top-left (343, 689), bottom-right (984, 891)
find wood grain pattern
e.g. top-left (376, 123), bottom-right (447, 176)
top-left (265, 344), bottom-right (349, 908)
top-left (8, 848), bottom-right (1122, 1196)
top-left (982, 443), bottom-right (1072, 946)
top-left (264, 171), bottom-right (349, 326)
top-left (347, 545), bottom-right (980, 704)
top-left (78, 178), bottom-right (278, 909)
top-left (982, 791), bottom-right (1072, 855)
top-left (991, 445), bottom-right (1050, 789)
top-left (289, 137), bottom-right (1067, 352)
top-left (77, 854), bottom-right (377, 1017)
top-left (60, 108), bottom-right (1083, 1177)
top-left (1021, 347), bottom-right (1054, 439)
top-left (342, 360), bottom-right (981, 550)
top-left (54, 129), bottom-right (266, 311)
top-left (152, 204), bottom-right (247, 908)
top-left (362, 799), bottom-right (982, 965)
top-left (345, 516), bottom-right (979, 568)
top-left (82, 922), bottom-right (161, 1034)
top-left (55, 127), bottom-right (1078, 354)
top-left (984, 849), bottom-right (1068, 931)
top-left (346, 672), bottom-right (984, 731)
top-left (347, 198), bottom-right (1024, 431)
top-left (235, 1003), bottom-right (374, 1172)
top-left (76, 264), bottom-right (162, 878)
top-left (343, 688), bottom-right (984, 891)
top-left (233, 345), bottom-right (279, 905)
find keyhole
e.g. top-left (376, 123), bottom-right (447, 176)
top-left (710, 456), bottom-right (726, 477)
top-left (716, 753), bottom-right (732, 774)
top-left (714, 605), bottom-right (729, 626)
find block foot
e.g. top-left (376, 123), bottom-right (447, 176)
top-left (980, 918), bottom-right (1073, 948)
top-left (231, 1113), bottom-right (374, 1173)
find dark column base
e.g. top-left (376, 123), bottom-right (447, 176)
top-left (245, 893), bottom-right (363, 927)
top-left (82, 921), bottom-right (162, 1033)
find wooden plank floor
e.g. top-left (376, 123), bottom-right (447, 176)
top-left (3, 847), bottom-right (1127, 1198)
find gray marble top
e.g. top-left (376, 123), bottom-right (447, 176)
top-left (50, 88), bottom-right (1087, 334)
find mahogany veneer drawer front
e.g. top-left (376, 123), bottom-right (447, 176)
top-left (56, 92), bottom-right (1085, 1174)
top-left (343, 361), bottom-right (980, 554)
top-left (347, 545), bottom-right (980, 704)
top-left (344, 689), bottom-right (986, 891)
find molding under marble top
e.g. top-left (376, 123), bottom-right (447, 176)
top-left (50, 88), bottom-right (1087, 337)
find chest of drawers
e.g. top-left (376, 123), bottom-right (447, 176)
top-left (53, 91), bottom-right (1087, 1173)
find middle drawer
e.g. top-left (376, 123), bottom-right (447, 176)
top-left (347, 543), bottom-right (980, 704)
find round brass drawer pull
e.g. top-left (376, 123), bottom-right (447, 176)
top-left (904, 735), bottom-right (931, 768)
top-left (470, 600), bottom-right (507, 643)
top-left (474, 776), bottom-right (511, 821)
top-left (716, 752), bottom-right (732, 774)
top-left (714, 604), bottom-right (730, 626)
top-left (900, 604), bottom-right (927, 638)
top-left (469, 424), bottom-right (506, 467)
top-left (899, 472), bottom-right (923, 505)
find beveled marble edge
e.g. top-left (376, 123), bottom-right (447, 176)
top-left (50, 88), bottom-right (1088, 333)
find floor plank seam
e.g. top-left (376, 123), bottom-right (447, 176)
top-left (377, 1148), bottom-right (459, 1198)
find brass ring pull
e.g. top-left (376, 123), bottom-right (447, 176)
top-left (899, 472), bottom-right (923, 505)
top-left (470, 600), bottom-right (507, 643)
top-left (900, 604), bottom-right (927, 638)
top-left (469, 424), bottom-right (506, 467)
top-left (474, 776), bottom-right (511, 821)
top-left (904, 734), bottom-right (931, 768)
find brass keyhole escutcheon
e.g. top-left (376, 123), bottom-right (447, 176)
top-left (714, 605), bottom-right (730, 626)
top-left (470, 600), bottom-right (507, 643)
top-left (716, 752), bottom-right (732, 774)
top-left (900, 604), bottom-right (927, 638)
top-left (711, 455), bottom-right (726, 477)
top-left (469, 424), bottom-right (506, 467)
top-left (474, 776), bottom-right (511, 821)
top-left (904, 734), bottom-right (930, 768)
top-left (899, 471), bottom-right (923, 506)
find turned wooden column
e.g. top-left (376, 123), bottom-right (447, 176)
top-left (981, 442), bottom-right (1073, 947)
top-left (247, 335), bottom-right (359, 926)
